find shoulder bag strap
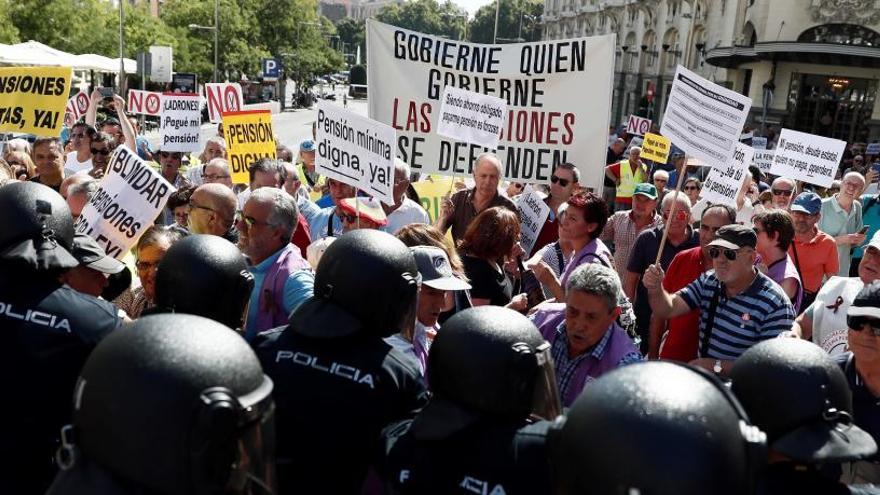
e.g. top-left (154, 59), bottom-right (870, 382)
top-left (790, 241), bottom-right (804, 282)
top-left (699, 284), bottom-right (722, 357)
top-left (553, 242), bottom-right (565, 274)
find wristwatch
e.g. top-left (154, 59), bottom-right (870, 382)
top-left (713, 359), bottom-right (723, 374)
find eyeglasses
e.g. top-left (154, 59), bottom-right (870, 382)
top-left (550, 175), bottom-right (570, 187)
top-left (188, 200), bottom-right (214, 213)
top-left (337, 211), bottom-right (358, 223)
top-left (772, 189), bottom-right (793, 197)
top-left (662, 210), bottom-right (689, 221)
top-left (684, 185), bottom-right (699, 191)
top-left (136, 260), bottom-right (160, 273)
top-left (848, 315), bottom-right (880, 336)
top-left (709, 247), bottom-right (742, 261)
top-left (90, 148), bottom-right (111, 156)
top-left (202, 173), bottom-right (230, 181)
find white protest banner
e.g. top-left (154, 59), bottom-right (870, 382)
top-left (74, 146), bottom-right (175, 259)
top-left (626, 115), bottom-right (651, 136)
top-left (700, 142), bottom-right (754, 207)
top-left (367, 20), bottom-right (614, 191)
top-left (660, 65), bottom-right (752, 168)
top-left (751, 136), bottom-right (767, 149)
top-left (516, 185), bottom-right (550, 256)
top-left (437, 85), bottom-right (507, 150)
top-left (867, 142), bottom-right (880, 155)
top-left (159, 92), bottom-right (201, 153)
top-left (205, 83), bottom-right (244, 123)
top-left (63, 90), bottom-right (90, 127)
top-left (127, 89), bottom-right (162, 116)
top-left (740, 131), bottom-right (754, 141)
top-left (753, 150), bottom-right (774, 174)
top-left (315, 100), bottom-right (396, 205)
top-left (769, 128), bottom-right (845, 188)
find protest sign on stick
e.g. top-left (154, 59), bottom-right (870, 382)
top-left (626, 115), bottom-right (651, 136)
top-left (641, 133), bottom-right (671, 163)
top-left (660, 65), bottom-right (752, 168)
top-left (205, 83), bottom-right (244, 123)
top-left (64, 90), bottom-right (90, 127)
top-left (753, 150), bottom-right (774, 174)
top-left (0, 66), bottom-right (72, 137)
top-left (74, 147), bottom-right (175, 259)
top-left (769, 128), bottom-right (845, 188)
top-left (222, 109), bottom-right (277, 185)
top-left (159, 93), bottom-right (201, 153)
top-left (367, 20), bottom-right (614, 191)
top-left (128, 89), bottom-right (162, 116)
top-left (700, 143), bottom-right (755, 208)
top-left (437, 85), bottom-right (507, 151)
top-left (315, 100), bottom-right (396, 205)
top-left (516, 185), bottom-right (551, 256)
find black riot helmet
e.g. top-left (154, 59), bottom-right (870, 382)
top-left (554, 362), bottom-right (767, 495)
top-left (0, 181), bottom-right (78, 271)
top-left (290, 229), bottom-right (420, 338)
top-left (731, 338), bottom-right (876, 464)
top-left (65, 314), bottom-right (275, 495)
top-left (153, 235), bottom-right (254, 330)
top-left (413, 306), bottom-right (562, 440)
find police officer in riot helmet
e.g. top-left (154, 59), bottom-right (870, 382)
top-left (382, 306), bottom-right (562, 494)
top-left (150, 234), bottom-right (254, 331)
top-left (554, 361), bottom-right (767, 495)
top-left (253, 229), bottom-right (428, 494)
top-left (0, 182), bottom-right (122, 494)
top-left (730, 339), bottom-right (880, 495)
top-left (47, 314), bottom-right (276, 495)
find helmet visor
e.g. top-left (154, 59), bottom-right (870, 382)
top-left (530, 342), bottom-right (562, 421)
top-left (227, 376), bottom-right (277, 495)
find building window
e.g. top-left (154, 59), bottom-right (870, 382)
top-left (798, 24), bottom-right (880, 47)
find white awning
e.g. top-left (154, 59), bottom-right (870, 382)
top-left (0, 41), bottom-right (136, 72)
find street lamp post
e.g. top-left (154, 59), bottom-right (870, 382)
top-left (442, 12), bottom-right (468, 41)
top-left (493, 0), bottom-right (500, 43)
top-left (188, 0), bottom-right (219, 83)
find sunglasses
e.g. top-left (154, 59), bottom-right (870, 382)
top-left (684, 185), bottom-right (699, 191)
top-left (202, 173), bottom-right (230, 181)
top-left (550, 175), bottom-right (570, 187)
top-left (337, 211), bottom-right (358, 223)
top-left (662, 210), bottom-right (689, 221)
top-left (709, 247), bottom-right (741, 261)
top-left (90, 148), bottom-right (111, 156)
top-left (848, 315), bottom-right (880, 336)
top-left (772, 189), bottom-right (793, 197)
top-left (160, 152), bottom-right (182, 159)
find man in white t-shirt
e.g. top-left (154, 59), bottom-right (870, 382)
top-left (382, 157), bottom-right (430, 235)
top-left (64, 122), bottom-right (94, 175)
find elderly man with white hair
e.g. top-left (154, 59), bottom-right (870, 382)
top-left (770, 176), bottom-right (797, 209)
top-left (382, 157), bottom-right (430, 235)
top-left (820, 170), bottom-right (866, 276)
top-left (186, 137), bottom-right (228, 185)
top-left (200, 157), bottom-right (234, 189)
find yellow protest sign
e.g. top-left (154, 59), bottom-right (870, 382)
top-left (0, 66), bottom-right (72, 137)
top-left (222, 110), bottom-right (277, 184)
top-left (412, 175), bottom-right (465, 222)
top-left (641, 132), bottom-right (671, 164)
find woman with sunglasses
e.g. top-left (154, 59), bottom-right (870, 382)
top-left (683, 177), bottom-right (701, 206)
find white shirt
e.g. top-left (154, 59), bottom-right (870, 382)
top-left (382, 197), bottom-right (430, 235)
top-left (65, 151), bottom-right (92, 174)
top-left (186, 164), bottom-right (205, 186)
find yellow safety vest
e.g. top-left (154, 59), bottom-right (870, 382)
top-left (617, 160), bottom-right (648, 200)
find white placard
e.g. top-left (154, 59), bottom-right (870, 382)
top-left (626, 114), bottom-right (652, 136)
top-left (127, 89), bottom-right (162, 116)
top-left (367, 20), bottom-right (614, 190)
top-left (315, 100), bottom-right (396, 205)
top-left (516, 185), bottom-right (550, 256)
top-left (437, 85), bottom-right (507, 150)
top-left (73, 147), bottom-right (176, 259)
top-left (751, 136), bottom-right (767, 149)
top-left (660, 65), bottom-right (752, 168)
top-left (63, 90), bottom-right (89, 127)
top-left (866, 142), bottom-right (880, 155)
top-left (769, 128), bottom-right (845, 188)
top-left (700, 142), bottom-right (754, 207)
top-left (159, 93), bottom-right (202, 153)
top-left (149, 46), bottom-right (173, 83)
top-left (205, 83), bottom-right (244, 123)
top-left (753, 150), bottom-right (775, 174)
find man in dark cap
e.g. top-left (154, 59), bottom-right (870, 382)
top-left (644, 224), bottom-right (796, 376)
top-left (60, 233), bottom-right (126, 298)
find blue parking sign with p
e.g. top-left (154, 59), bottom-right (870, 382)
top-left (263, 58), bottom-right (280, 79)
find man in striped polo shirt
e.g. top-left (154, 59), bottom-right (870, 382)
top-left (643, 224), bottom-right (796, 377)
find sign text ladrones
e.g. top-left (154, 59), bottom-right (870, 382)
top-left (367, 20), bottom-right (614, 191)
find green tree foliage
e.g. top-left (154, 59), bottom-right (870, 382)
top-left (335, 17), bottom-right (365, 62)
top-left (0, 0), bottom-right (20, 44)
top-left (376, 0), bottom-right (464, 40)
top-left (468, 0), bottom-right (542, 43)
top-left (8, 0), bottom-right (112, 53)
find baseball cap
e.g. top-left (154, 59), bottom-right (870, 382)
top-left (633, 183), bottom-right (657, 200)
top-left (300, 139), bottom-right (315, 152)
top-left (790, 192), bottom-right (822, 215)
top-left (70, 233), bottom-right (125, 274)
top-left (306, 236), bottom-right (335, 270)
top-left (707, 224), bottom-right (757, 250)
top-left (411, 246), bottom-right (471, 291)
top-left (848, 282), bottom-right (880, 320)
top-left (337, 197), bottom-right (388, 226)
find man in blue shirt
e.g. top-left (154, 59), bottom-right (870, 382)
top-left (237, 187), bottom-right (314, 339)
